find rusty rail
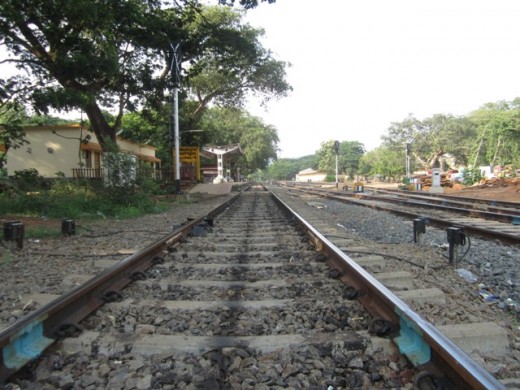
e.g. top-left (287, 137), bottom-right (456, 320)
top-left (270, 189), bottom-right (505, 390)
top-left (0, 192), bottom-right (241, 382)
top-left (282, 185), bottom-right (520, 244)
top-left (0, 185), bottom-right (507, 388)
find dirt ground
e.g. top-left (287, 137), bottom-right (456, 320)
top-left (441, 177), bottom-right (520, 203)
top-left (369, 177), bottom-right (520, 203)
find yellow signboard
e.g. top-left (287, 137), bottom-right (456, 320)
top-left (179, 146), bottom-right (199, 163)
top-left (173, 146), bottom-right (200, 181)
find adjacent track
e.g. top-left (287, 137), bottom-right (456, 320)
top-left (280, 182), bottom-right (520, 244)
top-left (1, 185), bottom-right (506, 389)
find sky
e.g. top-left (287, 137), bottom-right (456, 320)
top-left (3, 1), bottom-right (520, 160)
top-left (242, 0), bottom-right (520, 158)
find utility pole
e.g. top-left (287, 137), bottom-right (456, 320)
top-left (406, 142), bottom-right (411, 180)
top-left (170, 42), bottom-right (182, 194)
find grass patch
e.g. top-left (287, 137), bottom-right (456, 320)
top-left (24, 227), bottom-right (63, 239)
top-left (0, 252), bottom-right (14, 267)
top-left (0, 179), bottom-right (171, 222)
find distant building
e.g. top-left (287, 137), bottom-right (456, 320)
top-left (6, 124), bottom-right (161, 178)
top-left (295, 168), bottom-right (326, 182)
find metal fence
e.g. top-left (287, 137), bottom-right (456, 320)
top-left (72, 167), bottom-right (196, 183)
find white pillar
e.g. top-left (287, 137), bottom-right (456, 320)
top-left (174, 87), bottom-right (180, 193)
top-left (429, 168), bottom-right (444, 193)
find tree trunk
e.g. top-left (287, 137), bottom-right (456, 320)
top-left (414, 153), bottom-right (429, 170)
top-left (472, 137), bottom-right (484, 167)
top-left (83, 101), bottom-right (117, 152)
top-left (491, 136), bottom-right (501, 166)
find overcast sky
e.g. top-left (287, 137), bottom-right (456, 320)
top-left (243, 0), bottom-right (520, 158)
top-left (3, 1), bottom-right (520, 159)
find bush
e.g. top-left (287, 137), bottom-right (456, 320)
top-left (13, 168), bottom-right (48, 191)
top-left (0, 179), bottom-right (166, 220)
top-left (324, 174), bottom-right (336, 182)
top-left (461, 167), bottom-right (482, 186)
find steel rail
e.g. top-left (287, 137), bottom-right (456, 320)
top-left (290, 185), bottom-right (520, 223)
top-left (0, 185), bottom-right (507, 388)
top-left (367, 187), bottom-right (520, 217)
top-left (269, 189), bottom-right (505, 390)
top-left (287, 182), bottom-right (520, 211)
top-left (366, 186), bottom-right (520, 212)
top-left (284, 185), bottom-right (520, 244)
top-left (0, 192), bottom-right (241, 383)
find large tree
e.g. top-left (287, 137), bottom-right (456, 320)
top-left (315, 140), bottom-right (365, 178)
top-left (0, 0), bottom-right (175, 150)
top-left (180, 5), bottom-right (291, 130)
top-left (0, 0), bottom-right (288, 153)
top-left (359, 146), bottom-right (405, 182)
top-left (218, 0), bottom-right (276, 8)
top-left (266, 155), bottom-right (317, 180)
top-left (468, 99), bottom-right (520, 167)
top-left (381, 114), bottom-right (476, 171)
top-left (199, 107), bottom-right (279, 175)
top-left (0, 102), bottom-right (28, 169)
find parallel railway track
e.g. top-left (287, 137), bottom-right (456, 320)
top-left (280, 182), bottom-right (520, 244)
top-left (0, 185), bottom-right (510, 388)
top-left (366, 186), bottom-right (520, 214)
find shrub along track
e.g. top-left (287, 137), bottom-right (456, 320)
top-left (0, 185), bottom-right (508, 389)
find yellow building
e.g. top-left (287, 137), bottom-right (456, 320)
top-left (6, 124), bottom-right (161, 178)
top-left (295, 168), bottom-right (327, 182)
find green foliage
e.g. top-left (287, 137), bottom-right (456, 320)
top-left (0, 173), bottom-right (166, 220)
top-left (266, 155), bottom-right (317, 180)
top-left (121, 110), bottom-right (170, 161)
top-left (461, 167), bottom-right (483, 186)
top-left (25, 227), bottom-right (62, 239)
top-left (101, 152), bottom-right (141, 204)
top-left (21, 114), bottom-right (77, 127)
top-left (341, 141), bottom-right (365, 179)
top-left (0, 252), bottom-right (14, 267)
top-left (359, 146), bottom-right (404, 181)
top-left (185, 6), bottom-right (291, 126)
top-left (136, 174), bottom-right (162, 195)
top-left (199, 107), bottom-right (280, 175)
top-left (12, 168), bottom-right (48, 191)
top-left (379, 101), bottom-right (520, 176)
top-left (0, 102), bottom-right (29, 168)
top-left (248, 169), bottom-right (268, 181)
top-left (324, 174), bottom-right (336, 182)
top-left (381, 114), bottom-right (476, 172)
top-left (267, 160), bottom-right (294, 180)
top-left (1, 1), bottom-right (290, 155)
top-left (316, 140), bottom-right (365, 178)
top-left (468, 100), bottom-right (520, 167)
top-left (218, 0), bottom-right (276, 9)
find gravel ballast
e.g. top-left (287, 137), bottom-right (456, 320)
top-left (2, 187), bottom-right (520, 388)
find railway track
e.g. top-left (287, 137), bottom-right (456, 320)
top-left (0, 185), bottom-right (512, 388)
top-left (366, 186), bottom-right (520, 215)
top-left (280, 182), bottom-right (520, 244)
